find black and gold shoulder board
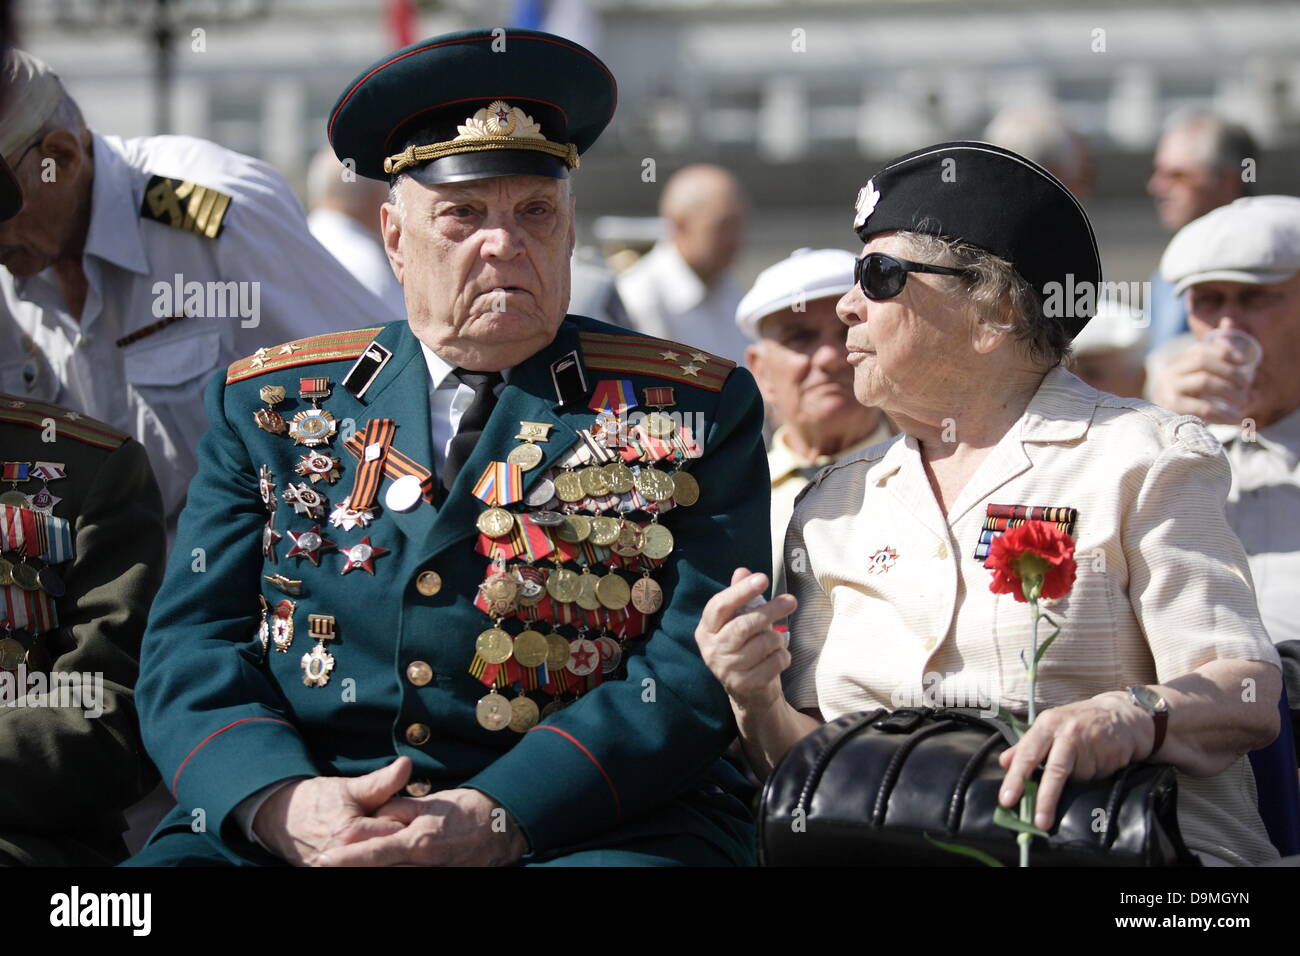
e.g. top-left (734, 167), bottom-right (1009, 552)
top-left (140, 175), bottom-right (232, 239)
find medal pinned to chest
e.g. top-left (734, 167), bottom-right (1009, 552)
top-left (288, 377), bottom-right (337, 447)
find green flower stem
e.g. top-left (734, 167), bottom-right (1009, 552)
top-left (1020, 575), bottom-right (1043, 867)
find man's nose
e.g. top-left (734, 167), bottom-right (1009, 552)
top-left (479, 220), bottom-right (526, 259)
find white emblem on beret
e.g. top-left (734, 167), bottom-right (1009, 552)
top-left (854, 179), bottom-right (881, 229)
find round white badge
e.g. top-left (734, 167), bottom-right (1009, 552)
top-left (385, 474), bottom-right (423, 512)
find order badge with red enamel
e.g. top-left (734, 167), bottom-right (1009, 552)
top-left (340, 536), bottom-right (388, 575)
top-left (867, 546), bottom-right (898, 574)
top-left (295, 451), bottom-right (341, 485)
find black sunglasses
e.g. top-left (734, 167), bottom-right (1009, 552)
top-left (853, 253), bottom-right (974, 301)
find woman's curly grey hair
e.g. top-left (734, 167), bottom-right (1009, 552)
top-left (894, 228), bottom-right (1072, 368)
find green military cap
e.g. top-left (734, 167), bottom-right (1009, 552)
top-left (328, 28), bottom-right (617, 186)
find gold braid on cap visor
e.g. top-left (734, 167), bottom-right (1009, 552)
top-left (383, 100), bottom-right (580, 175)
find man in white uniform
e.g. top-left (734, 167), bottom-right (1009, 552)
top-left (306, 147), bottom-right (405, 320)
top-left (0, 50), bottom-right (392, 535)
top-left (617, 164), bottom-right (751, 364)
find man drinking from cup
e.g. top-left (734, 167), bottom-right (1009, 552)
top-left (1151, 196), bottom-right (1300, 653)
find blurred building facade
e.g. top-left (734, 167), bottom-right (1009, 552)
top-left (19, 0), bottom-right (1300, 285)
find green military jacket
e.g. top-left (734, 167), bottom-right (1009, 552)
top-left (0, 394), bottom-right (164, 865)
top-left (136, 315), bottom-right (769, 863)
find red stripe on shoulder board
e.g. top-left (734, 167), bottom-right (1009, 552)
top-left (171, 717), bottom-right (295, 796)
top-left (529, 725), bottom-right (621, 818)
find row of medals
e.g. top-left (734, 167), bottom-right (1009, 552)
top-left (471, 415), bottom-right (701, 734)
top-left (0, 477), bottom-right (68, 672)
top-left (252, 379), bottom-right (367, 688)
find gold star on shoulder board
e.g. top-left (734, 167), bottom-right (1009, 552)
top-left (64, 411), bottom-right (81, 421)
top-left (660, 350), bottom-right (680, 361)
top-left (279, 343), bottom-right (302, 355)
top-left (689, 351), bottom-right (709, 362)
top-left (7, 400), bottom-right (25, 408)
top-left (679, 364), bottom-right (702, 377)
top-left (249, 347), bottom-right (272, 369)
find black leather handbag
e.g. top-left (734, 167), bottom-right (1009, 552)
top-left (759, 707), bottom-right (1200, 866)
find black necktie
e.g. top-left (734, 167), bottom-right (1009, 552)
top-left (442, 369), bottom-right (503, 493)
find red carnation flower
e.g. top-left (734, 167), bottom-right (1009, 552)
top-left (987, 523), bottom-right (1077, 602)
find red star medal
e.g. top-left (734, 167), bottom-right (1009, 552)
top-left (339, 536), bottom-right (388, 575)
top-left (286, 525), bottom-right (336, 566)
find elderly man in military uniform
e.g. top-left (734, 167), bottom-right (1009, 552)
top-left (125, 29), bottom-right (767, 867)
top-left (0, 49), bottom-right (400, 537)
top-left (0, 392), bottom-right (165, 865)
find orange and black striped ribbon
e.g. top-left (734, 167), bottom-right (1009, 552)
top-left (347, 419), bottom-right (396, 511)
top-left (342, 435), bottom-right (436, 504)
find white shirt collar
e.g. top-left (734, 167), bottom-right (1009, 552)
top-left (418, 338), bottom-right (513, 389)
top-left (83, 132), bottom-right (149, 276)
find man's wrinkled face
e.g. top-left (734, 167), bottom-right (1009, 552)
top-left (1148, 128), bottom-right (1242, 232)
top-left (746, 297), bottom-right (866, 432)
top-left (1187, 274), bottom-right (1300, 423)
top-left (381, 173), bottom-right (576, 371)
top-left (0, 136), bottom-right (81, 276)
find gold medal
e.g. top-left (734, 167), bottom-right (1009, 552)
top-left (634, 467), bottom-right (675, 502)
top-left (0, 557), bottom-right (12, 587)
top-left (544, 631), bottom-right (571, 669)
top-left (259, 384), bottom-right (286, 406)
top-left (0, 637), bottom-right (25, 671)
top-left (509, 694), bottom-right (540, 733)
top-left (10, 562), bottom-right (39, 592)
top-left (480, 575), bottom-right (520, 609)
top-left (641, 523), bottom-right (675, 560)
top-left (644, 411), bottom-right (677, 438)
top-left (546, 568), bottom-right (581, 603)
top-left (512, 629), bottom-right (550, 668)
top-left (0, 489), bottom-right (28, 507)
top-left (576, 571), bottom-right (602, 611)
top-left (671, 470), bottom-right (700, 507)
top-left (555, 514), bottom-right (591, 543)
top-left (579, 465), bottom-right (610, 498)
top-left (553, 470), bottom-right (584, 502)
top-left (507, 442), bottom-right (545, 471)
top-left (476, 690), bottom-right (512, 731)
top-left (589, 517), bottom-right (621, 547)
top-left (595, 571), bottom-right (631, 610)
top-left (631, 575), bottom-right (664, 614)
top-left (612, 524), bottom-right (643, 557)
top-left (476, 507), bottom-right (516, 539)
top-left (475, 627), bottom-right (513, 666)
top-left (602, 462), bottom-right (635, 494)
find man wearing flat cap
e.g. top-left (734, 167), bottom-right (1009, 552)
top-left (1151, 195), bottom-right (1300, 756)
top-left (128, 28), bottom-right (767, 867)
top-left (735, 248), bottom-right (891, 581)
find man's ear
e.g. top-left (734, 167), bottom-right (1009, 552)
top-left (40, 128), bottom-right (86, 182)
top-left (380, 200), bottom-right (404, 284)
top-left (745, 342), bottom-right (777, 406)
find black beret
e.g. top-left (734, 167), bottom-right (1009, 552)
top-left (328, 28), bottom-right (617, 185)
top-left (852, 141), bottom-right (1102, 337)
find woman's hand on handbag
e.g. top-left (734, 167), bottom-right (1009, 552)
top-left (695, 567), bottom-right (798, 716)
top-left (995, 691), bottom-right (1154, 831)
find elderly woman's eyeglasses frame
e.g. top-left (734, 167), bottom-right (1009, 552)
top-left (853, 253), bottom-right (976, 301)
